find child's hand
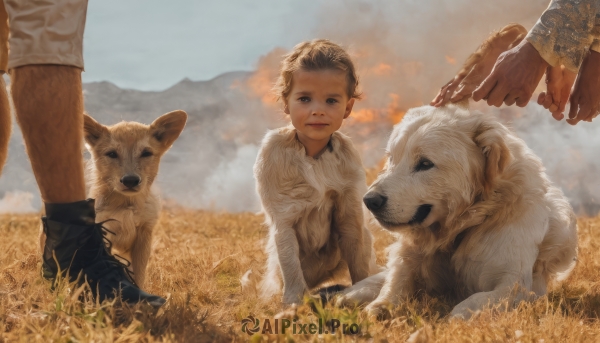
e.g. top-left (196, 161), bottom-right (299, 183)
top-left (537, 65), bottom-right (576, 121)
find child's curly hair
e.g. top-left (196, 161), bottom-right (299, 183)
top-left (274, 39), bottom-right (361, 102)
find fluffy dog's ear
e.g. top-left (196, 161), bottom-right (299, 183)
top-left (474, 123), bottom-right (511, 193)
top-left (150, 110), bottom-right (188, 149)
top-left (83, 113), bottom-right (108, 147)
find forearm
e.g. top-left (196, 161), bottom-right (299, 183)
top-left (274, 226), bottom-right (307, 303)
top-left (335, 196), bottom-right (370, 283)
top-left (338, 230), bottom-right (369, 283)
top-left (526, 0), bottom-right (600, 72)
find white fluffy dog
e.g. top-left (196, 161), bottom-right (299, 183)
top-left (339, 105), bottom-right (578, 319)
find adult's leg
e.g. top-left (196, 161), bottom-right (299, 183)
top-left (11, 65), bottom-right (86, 203)
top-left (0, 1), bottom-right (9, 176)
top-left (5, 1), bottom-right (165, 307)
top-left (0, 76), bottom-right (9, 176)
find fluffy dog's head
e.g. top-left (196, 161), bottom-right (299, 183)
top-left (364, 105), bottom-right (511, 235)
top-left (83, 110), bottom-right (187, 196)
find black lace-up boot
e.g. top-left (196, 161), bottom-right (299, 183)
top-left (41, 198), bottom-right (165, 308)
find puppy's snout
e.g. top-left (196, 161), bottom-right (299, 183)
top-left (363, 192), bottom-right (387, 212)
top-left (120, 175), bottom-right (141, 188)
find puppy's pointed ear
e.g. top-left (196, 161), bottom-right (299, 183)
top-left (150, 110), bottom-right (187, 149)
top-left (473, 122), bottom-right (512, 194)
top-left (83, 113), bottom-right (108, 147)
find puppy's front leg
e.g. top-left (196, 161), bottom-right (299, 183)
top-left (274, 226), bottom-right (308, 305)
top-left (130, 223), bottom-right (153, 289)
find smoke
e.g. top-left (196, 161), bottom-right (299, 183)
top-left (482, 102), bottom-right (600, 216)
top-left (1, 0), bottom-right (598, 215)
top-left (243, 0), bottom-right (599, 215)
top-left (0, 191), bottom-right (36, 213)
top-left (197, 144), bottom-right (261, 212)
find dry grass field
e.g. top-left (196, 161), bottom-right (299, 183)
top-left (1, 205), bottom-right (600, 342)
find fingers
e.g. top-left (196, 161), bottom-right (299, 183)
top-left (432, 79), bottom-right (460, 107)
top-left (472, 75), bottom-right (497, 102)
top-left (431, 82), bottom-right (451, 106)
top-left (581, 110), bottom-right (597, 122)
top-left (559, 68), bottom-right (576, 113)
top-left (576, 104), bottom-right (594, 123)
top-left (541, 92), bottom-right (553, 109)
top-left (537, 92), bottom-right (545, 105)
top-left (450, 85), bottom-right (466, 102)
top-left (485, 82), bottom-right (509, 107)
top-left (566, 97), bottom-right (592, 126)
top-left (450, 82), bottom-right (476, 102)
top-left (515, 93), bottom-right (532, 107)
top-left (568, 94), bottom-right (579, 120)
top-left (504, 92), bottom-right (519, 106)
top-left (558, 85), bottom-right (571, 114)
top-left (552, 112), bottom-right (564, 121)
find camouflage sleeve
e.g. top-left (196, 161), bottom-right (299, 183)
top-left (592, 39), bottom-right (600, 53)
top-left (526, 0), bottom-right (600, 72)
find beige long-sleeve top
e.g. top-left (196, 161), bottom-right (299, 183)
top-left (526, 0), bottom-right (600, 72)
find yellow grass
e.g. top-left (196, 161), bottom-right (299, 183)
top-left (1, 208), bottom-right (600, 342)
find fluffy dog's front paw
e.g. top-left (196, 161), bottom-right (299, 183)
top-left (282, 289), bottom-right (304, 305)
top-left (275, 303), bottom-right (298, 320)
top-left (334, 294), bottom-right (354, 308)
top-left (449, 306), bottom-right (478, 320)
top-left (365, 300), bottom-right (393, 320)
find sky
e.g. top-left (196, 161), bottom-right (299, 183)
top-left (83, 0), bottom-right (322, 90)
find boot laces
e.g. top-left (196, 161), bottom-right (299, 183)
top-left (94, 219), bottom-right (139, 286)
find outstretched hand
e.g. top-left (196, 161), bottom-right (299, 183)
top-left (537, 65), bottom-right (576, 121)
top-left (431, 76), bottom-right (463, 107)
top-left (472, 41), bottom-right (549, 107)
top-left (431, 24), bottom-right (527, 107)
top-left (566, 50), bottom-right (600, 125)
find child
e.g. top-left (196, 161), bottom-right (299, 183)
top-left (254, 39), bottom-right (379, 305)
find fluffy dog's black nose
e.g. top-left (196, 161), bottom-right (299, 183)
top-left (121, 175), bottom-right (141, 188)
top-left (363, 192), bottom-right (387, 212)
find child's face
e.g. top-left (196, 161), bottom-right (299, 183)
top-left (285, 69), bottom-right (355, 151)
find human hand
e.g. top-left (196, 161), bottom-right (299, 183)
top-left (566, 50), bottom-right (600, 125)
top-left (537, 65), bottom-right (576, 120)
top-left (431, 75), bottom-right (463, 107)
top-left (472, 40), bottom-right (549, 107)
top-left (431, 24), bottom-right (527, 107)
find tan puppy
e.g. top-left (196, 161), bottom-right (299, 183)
top-left (340, 105), bottom-right (577, 319)
top-left (254, 126), bottom-right (380, 305)
top-left (82, 110), bottom-right (187, 288)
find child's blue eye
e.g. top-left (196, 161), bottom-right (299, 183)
top-left (299, 97), bottom-right (310, 102)
top-left (326, 98), bottom-right (338, 104)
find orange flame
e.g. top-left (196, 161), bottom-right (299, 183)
top-left (351, 109), bottom-right (377, 123)
top-left (445, 55), bottom-right (457, 65)
top-left (244, 48), bottom-right (286, 107)
top-left (372, 63), bottom-right (393, 75)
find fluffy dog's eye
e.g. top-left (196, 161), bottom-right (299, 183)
top-left (106, 151), bottom-right (118, 159)
top-left (141, 150), bottom-right (153, 158)
top-left (415, 158), bottom-right (434, 172)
